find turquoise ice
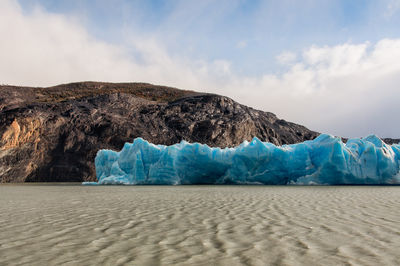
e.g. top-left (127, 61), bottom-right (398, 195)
top-left (84, 134), bottom-right (400, 185)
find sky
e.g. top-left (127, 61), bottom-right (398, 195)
top-left (1, 0), bottom-right (400, 138)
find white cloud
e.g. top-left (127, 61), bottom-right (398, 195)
top-left (0, 0), bottom-right (136, 85)
top-left (385, 0), bottom-right (400, 18)
top-left (0, 0), bottom-right (231, 90)
top-left (237, 39), bottom-right (400, 138)
top-left (1, 0), bottom-right (400, 138)
top-left (276, 51), bottom-right (297, 65)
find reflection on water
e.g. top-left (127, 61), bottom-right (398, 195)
top-left (0, 185), bottom-right (400, 265)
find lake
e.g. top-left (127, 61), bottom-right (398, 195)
top-left (1, 185), bottom-right (399, 265)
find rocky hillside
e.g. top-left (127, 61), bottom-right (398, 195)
top-left (0, 82), bottom-right (321, 182)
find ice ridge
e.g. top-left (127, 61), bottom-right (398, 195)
top-left (84, 134), bottom-right (400, 185)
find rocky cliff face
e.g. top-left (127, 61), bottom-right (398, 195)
top-left (0, 82), bottom-right (321, 182)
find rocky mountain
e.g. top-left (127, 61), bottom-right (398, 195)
top-left (1, 81), bottom-right (321, 182)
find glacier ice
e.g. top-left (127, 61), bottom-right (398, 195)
top-left (83, 134), bottom-right (400, 185)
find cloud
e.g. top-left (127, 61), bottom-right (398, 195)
top-left (1, 0), bottom-right (400, 138)
top-left (0, 0), bottom-right (137, 85)
top-left (276, 51), bottom-right (297, 65)
top-left (0, 0), bottom-right (231, 89)
top-left (236, 40), bottom-right (400, 138)
top-left (385, 0), bottom-right (400, 18)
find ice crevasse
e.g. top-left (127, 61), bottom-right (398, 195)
top-left (83, 134), bottom-right (400, 185)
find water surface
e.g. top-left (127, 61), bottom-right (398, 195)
top-left (1, 185), bottom-right (400, 265)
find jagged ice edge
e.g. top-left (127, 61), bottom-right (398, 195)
top-left (83, 134), bottom-right (400, 185)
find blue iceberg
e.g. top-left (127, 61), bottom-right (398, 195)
top-left (84, 134), bottom-right (400, 185)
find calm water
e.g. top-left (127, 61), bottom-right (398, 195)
top-left (0, 185), bottom-right (400, 265)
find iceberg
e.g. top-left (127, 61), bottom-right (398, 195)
top-left (84, 134), bottom-right (400, 185)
